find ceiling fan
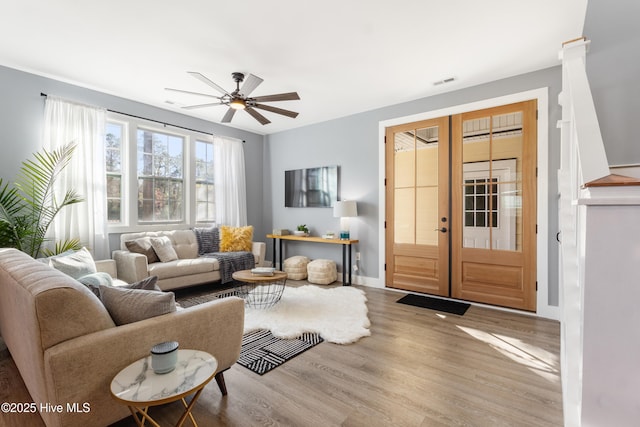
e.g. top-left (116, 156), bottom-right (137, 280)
top-left (166, 72), bottom-right (300, 125)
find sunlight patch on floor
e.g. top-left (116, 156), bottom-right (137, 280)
top-left (457, 325), bottom-right (560, 383)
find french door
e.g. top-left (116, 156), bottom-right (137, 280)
top-left (385, 117), bottom-right (450, 296)
top-left (386, 100), bottom-right (537, 311)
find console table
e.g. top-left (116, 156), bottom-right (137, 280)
top-left (266, 234), bottom-right (358, 286)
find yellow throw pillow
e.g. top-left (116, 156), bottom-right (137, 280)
top-left (220, 225), bottom-right (253, 252)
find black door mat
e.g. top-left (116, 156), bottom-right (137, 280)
top-left (397, 294), bottom-right (470, 316)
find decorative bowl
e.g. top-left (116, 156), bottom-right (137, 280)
top-left (151, 341), bottom-right (179, 374)
top-left (293, 230), bottom-right (309, 236)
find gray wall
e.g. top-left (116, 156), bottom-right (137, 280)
top-left (584, 0), bottom-right (640, 165)
top-left (0, 63), bottom-right (564, 305)
top-left (0, 65), bottom-right (267, 251)
top-left (265, 66), bottom-right (562, 305)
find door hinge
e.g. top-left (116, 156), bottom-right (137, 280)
top-left (384, 220), bottom-right (387, 229)
top-left (384, 263), bottom-right (387, 271)
top-left (536, 224), bottom-right (538, 234)
top-left (536, 109), bottom-right (538, 120)
top-left (384, 178), bottom-right (387, 186)
top-left (536, 281), bottom-right (538, 291)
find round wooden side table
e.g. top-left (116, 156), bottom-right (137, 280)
top-left (232, 270), bottom-right (288, 309)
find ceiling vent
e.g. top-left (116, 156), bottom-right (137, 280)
top-left (433, 77), bottom-right (456, 86)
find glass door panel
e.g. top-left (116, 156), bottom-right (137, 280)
top-left (461, 111), bottom-right (523, 252)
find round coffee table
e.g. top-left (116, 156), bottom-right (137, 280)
top-left (110, 349), bottom-right (217, 427)
top-left (232, 270), bottom-right (288, 309)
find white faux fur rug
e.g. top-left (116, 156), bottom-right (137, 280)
top-left (243, 285), bottom-right (371, 344)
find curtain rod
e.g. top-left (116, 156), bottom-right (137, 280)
top-left (40, 92), bottom-right (245, 143)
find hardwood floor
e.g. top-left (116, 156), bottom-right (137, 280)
top-left (1, 285), bottom-right (563, 427)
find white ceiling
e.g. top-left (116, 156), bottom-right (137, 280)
top-left (1, 0), bottom-right (587, 135)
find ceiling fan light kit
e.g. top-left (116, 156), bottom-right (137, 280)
top-left (230, 98), bottom-right (246, 110)
top-left (166, 71), bottom-right (300, 125)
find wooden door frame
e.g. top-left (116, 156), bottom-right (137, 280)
top-left (378, 88), bottom-right (557, 320)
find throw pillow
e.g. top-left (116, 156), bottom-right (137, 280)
top-left (49, 247), bottom-right (97, 279)
top-left (77, 272), bottom-right (114, 296)
top-left (150, 236), bottom-right (179, 262)
top-left (220, 225), bottom-right (253, 252)
top-left (99, 286), bottom-right (176, 326)
top-left (125, 237), bottom-right (160, 264)
top-left (125, 275), bottom-right (160, 291)
top-left (193, 226), bottom-right (219, 254)
top-left (78, 274), bottom-right (160, 297)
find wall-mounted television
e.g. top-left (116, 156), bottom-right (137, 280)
top-left (285, 165), bottom-right (339, 207)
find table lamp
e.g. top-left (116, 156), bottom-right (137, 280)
top-left (333, 200), bottom-right (358, 240)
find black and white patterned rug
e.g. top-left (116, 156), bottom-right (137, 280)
top-left (238, 329), bottom-right (323, 375)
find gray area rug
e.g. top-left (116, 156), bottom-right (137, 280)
top-left (175, 287), bottom-right (238, 308)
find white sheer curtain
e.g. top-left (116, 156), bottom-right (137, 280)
top-left (43, 97), bottom-right (109, 259)
top-left (213, 136), bottom-right (247, 226)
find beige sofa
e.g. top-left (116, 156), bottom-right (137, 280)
top-left (0, 248), bottom-right (244, 427)
top-left (113, 229), bottom-right (266, 291)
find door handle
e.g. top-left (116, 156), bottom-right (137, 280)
top-left (435, 227), bottom-right (448, 233)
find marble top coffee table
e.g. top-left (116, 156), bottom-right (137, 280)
top-left (110, 349), bottom-right (217, 427)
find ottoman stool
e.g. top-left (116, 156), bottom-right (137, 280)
top-left (307, 259), bottom-right (338, 285)
top-left (283, 256), bottom-right (310, 280)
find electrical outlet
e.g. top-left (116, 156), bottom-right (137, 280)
top-left (355, 252), bottom-right (361, 261)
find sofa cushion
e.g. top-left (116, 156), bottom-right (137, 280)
top-left (151, 236), bottom-right (179, 262)
top-left (193, 226), bottom-right (219, 254)
top-left (220, 225), bottom-right (253, 252)
top-left (125, 237), bottom-right (160, 263)
top-left (49, 247), bottom-right (97, 279)
top-left (99, 286), bottom-right (176, 325)
top-left (148, 258), bottom-right (219, 280)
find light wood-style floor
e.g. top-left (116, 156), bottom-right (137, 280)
top-left (1, 285), bottom-right (563, 427)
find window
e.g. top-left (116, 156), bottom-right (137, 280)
top-left (195, 140), bottom-right (215, 222)
top-left (105, 113), bottom-right (220, 229)
top-left (105, 122), bottom-right (124, 223)
top-left (137, 129), bottom-right (184, 222)
top-left (464, 178), bottom-right (499, 228)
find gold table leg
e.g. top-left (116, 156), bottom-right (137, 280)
top-left (128, 385), bottom-right (205, 427)
top-left (129, 405), bottom-right (161, 427)
top-left (176, 387), bottom-right (204, 427)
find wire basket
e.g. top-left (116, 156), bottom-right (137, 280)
top-left (235, 279), bottom-right (286, 309)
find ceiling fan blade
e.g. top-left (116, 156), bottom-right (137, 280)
top-left (221, 108), bottom-right (236, 123)
top-left (182, 102), bottom-right (226, 110)
top-left (165, 88), bottom-right (221, 99)
top-left (253, 103), bottom-right (299, 118)
top-left (187, 71), bottom-right (229, 95)
top-left (251, 92), bottom-right (300, 102)
top-left (239, 74), bottom-right (263, 97)
top-left (245, 106), bottom-right (271, 125)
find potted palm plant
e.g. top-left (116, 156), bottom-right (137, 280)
top-left (0, 142), bottom-right (84, 258)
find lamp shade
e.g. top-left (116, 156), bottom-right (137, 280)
top-left (333, 200), bottom-right (357, 218)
